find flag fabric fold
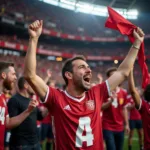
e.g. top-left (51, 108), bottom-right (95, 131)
top-left (105, 6), bottom-right (149, 89)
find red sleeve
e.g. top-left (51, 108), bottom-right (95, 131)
top-left (40, 86), bottom-right (59, 114)
top-left (91, 80), bottom-right (111, 103)
top-left (139, 99), bottom-right (146, 114)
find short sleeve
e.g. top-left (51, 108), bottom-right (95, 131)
top-left (138, 99), bottom-right (146, 113)
top-left (91, 80), bottom-right (111, 103)
top-left (7, 97), bottom-right (19, 117)
top-left (40, 86), bottom-right (58, 113)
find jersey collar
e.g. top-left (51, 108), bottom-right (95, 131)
top-left (64, 90), bottom-right (85, 102)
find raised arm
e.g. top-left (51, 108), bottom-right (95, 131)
top-left (24, 20), bottom-right (48, 100)
top-left (128, 69), bottom-right (141, 108)
top-left (107, 28), bottom-right (144, 92)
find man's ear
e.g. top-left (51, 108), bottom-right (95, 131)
top-left (24, 82), bottom-right (29, 89)
top-left (1, 72), bottom-right (6, 79)
top-left (65, 71), bottom-right (73, 80)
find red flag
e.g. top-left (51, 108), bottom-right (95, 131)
top-left (105, 6), bottom-right (149, 89)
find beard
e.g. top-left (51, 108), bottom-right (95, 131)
top-left (83, 82), bottom-right (91, 91)
top-left (73, 77), bottom-right (90, 91)
top-left (3, 78), bottom-right (13, 90)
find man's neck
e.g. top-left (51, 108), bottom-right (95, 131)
top-left (66, 86), bottom-right (85, 98)
top-left (19, 90), bottom-right (30, 98)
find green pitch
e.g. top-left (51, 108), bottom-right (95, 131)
top-left (124, 130), bottom-right (140, 150)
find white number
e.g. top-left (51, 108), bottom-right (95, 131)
top-left (0, 107), bottom-right (5, 125)
top-left (75, 117), bottom-right (94, 147)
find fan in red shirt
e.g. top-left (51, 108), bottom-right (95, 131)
top-left (127, 95), bottom-right (142, 120)
top-left (0, 62), bottom-right (38, 150)
top-left (128, 69), bottom-right (150, 150)
top-left (0, 93), bottom-right (9, 150)
top-left (24, 20), bottom-right (144, 150)
top-left (102, 67), bottom-right (129, 150)
top-left (126, 94), bottom-right (143, 150)
top-left (2, 87), bottom-right (12, 149)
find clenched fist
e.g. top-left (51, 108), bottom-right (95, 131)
top-left (28, 20), bottom-right (43, 38)
top-left (27, 99), bottom-right (38, 113)
top-left (133, 27), bottom-right (145, 43)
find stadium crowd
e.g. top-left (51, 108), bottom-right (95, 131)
top-left (0, 53), bottom-right (144, 90)
top-left (1, 35), bottom-right (150, 57)
top-left (1, 0), bottom-right (150, 37)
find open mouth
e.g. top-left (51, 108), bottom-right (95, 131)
top-left (83, 77), bottom-right (90, 84)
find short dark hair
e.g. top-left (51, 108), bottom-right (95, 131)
top-left (62, 56), bottom-right (86, 85)
top-left (46, 81), bottom-right (50, 86)
top-left (144, 84), bottom-right (150, 101)
top-left (0, 62), bottom-right (14, 74)
top-left (18, 76), bottom-right (26, 90)
top-left (106, 67), bottom-right (117, 77)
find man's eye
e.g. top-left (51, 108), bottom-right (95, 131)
top-left (79, 66), bottom-right (84, 69)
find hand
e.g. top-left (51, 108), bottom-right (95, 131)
top-left (39, 106), bottom-right (45, 111)
top-left (108, 97), bottom-right (113, 103)
top-left (97, 73), bottom-right (103, 80)
top-left (97, 73), bottom-right (103, 83)
top-left (108, 91), bottom-right (117, 103)
top-left (133, 27), bottom-right (145, 43)
top-left (124, 124), bottom-right (130, 135)
top-left (39, 107), bottom-right (49, 117)
top-left (111, 91), bottom-right (117, 99)
top-left (27, 99), bottom-right (38, 113)
top-left (47, 69), bottom-right (52, 78)
top-left (28, 20), bottom-right (43, 38)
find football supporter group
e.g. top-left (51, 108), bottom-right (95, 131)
top-left (0, 19), bottom-right (150, 150)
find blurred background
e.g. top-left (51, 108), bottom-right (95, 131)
top-left (0, 0), bottom-right (150, 149)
